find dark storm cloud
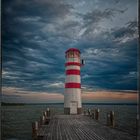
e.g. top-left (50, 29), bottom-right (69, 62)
top-left (2, 0), bottom-right (138, 95)
top-left (75, 8), bottom-right (115, 38)
top-left (2, 0), bottom-right (73, 19)
top-left (111, 20), bottom-right (137, 43)
top-left (79, 18), bottom-right (138, 91)
top-left (83, 9), bottom-right (114, 24)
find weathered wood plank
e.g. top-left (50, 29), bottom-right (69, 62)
top-left (36, 115), bottom-right (136, 140)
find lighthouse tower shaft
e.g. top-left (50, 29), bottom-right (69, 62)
top-left (64, 48), bottom-right (82, 114)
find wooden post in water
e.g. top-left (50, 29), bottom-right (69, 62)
top-left (95, 109), bottom-right (100, 120)
top-left (32, 121), bottom-right (38, 140)
top-left (40, 115), bottom-right (45, 125)
top-left (91, 109), bottom-right (94, 119)
top-left (110, 111), bottom-right (115, 128)
top-left (43, 111), bottom-right (47, 123)
top-left (46, 108), bottom-right (50, 117)
top-left (43, 111), bottom-right (47, 117)
top-left (106, 111), bottom-right (115, 127)
top-left (88, 108), bottom-right (91, 116)
top-left (46, 108), bottom-right (51, 124)
top-left (107, 113), bottom-right (111, 126)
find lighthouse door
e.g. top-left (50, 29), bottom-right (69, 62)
top-left (70, 101), bottom-right (77, 114)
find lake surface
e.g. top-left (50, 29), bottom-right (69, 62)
top-left (1, 104), bottom-right (137, 140)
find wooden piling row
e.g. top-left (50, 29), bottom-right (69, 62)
top-left (32, 108), bottom-right (51, 140)
top-left (86, 108), bottom-right (115, 128)
top-left (87, 108), bottom-right (100, 120)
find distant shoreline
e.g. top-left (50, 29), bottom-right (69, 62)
top-left (1, 102), bottom-right (137, 106)
top-left (1, 102), bottom-right (25, 106)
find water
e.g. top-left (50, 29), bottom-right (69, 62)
top-left (1, 104), bottom-right (137, 140)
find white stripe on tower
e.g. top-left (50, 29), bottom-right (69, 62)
top-left (65, 75), bottom-right (81, 83)
top-left (66, 65), bottom-right (80, 70)
top-left (67, 58), bottom-right (80, 63)
top-left (64, 90), bottom-right (81, 107)
top-left (65, 88), bottom-right (81, 94)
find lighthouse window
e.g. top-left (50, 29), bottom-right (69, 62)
top-left (74, 52), bottom-right (77, 57)
top-left (69, 51), bottom-right (74, 57)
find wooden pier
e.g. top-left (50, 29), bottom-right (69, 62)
top-left (32, 110), bottom-right (137, 140)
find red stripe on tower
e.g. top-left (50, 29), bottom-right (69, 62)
top-left (65, 83), bottom-right (81, 88)
top-left (66, 69), bottom-right (80, 75)
top-left (65, 62), bottom-right (81, 66)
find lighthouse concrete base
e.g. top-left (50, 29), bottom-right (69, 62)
top-left (77, 108), bottom-right (82, 114)
top-left (64, 108), bottom-right (82, 115)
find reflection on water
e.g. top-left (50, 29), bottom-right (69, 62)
top-left (1, 104), bottom-right (137, 140)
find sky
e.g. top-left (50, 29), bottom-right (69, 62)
top-left (2, 0), bottom-right (138, 103)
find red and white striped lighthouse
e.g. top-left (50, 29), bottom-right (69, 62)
top-left (64, 48), bottom-right (84, 114)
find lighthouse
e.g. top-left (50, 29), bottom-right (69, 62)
top-left (64, 48), bottom-right (84, 114)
